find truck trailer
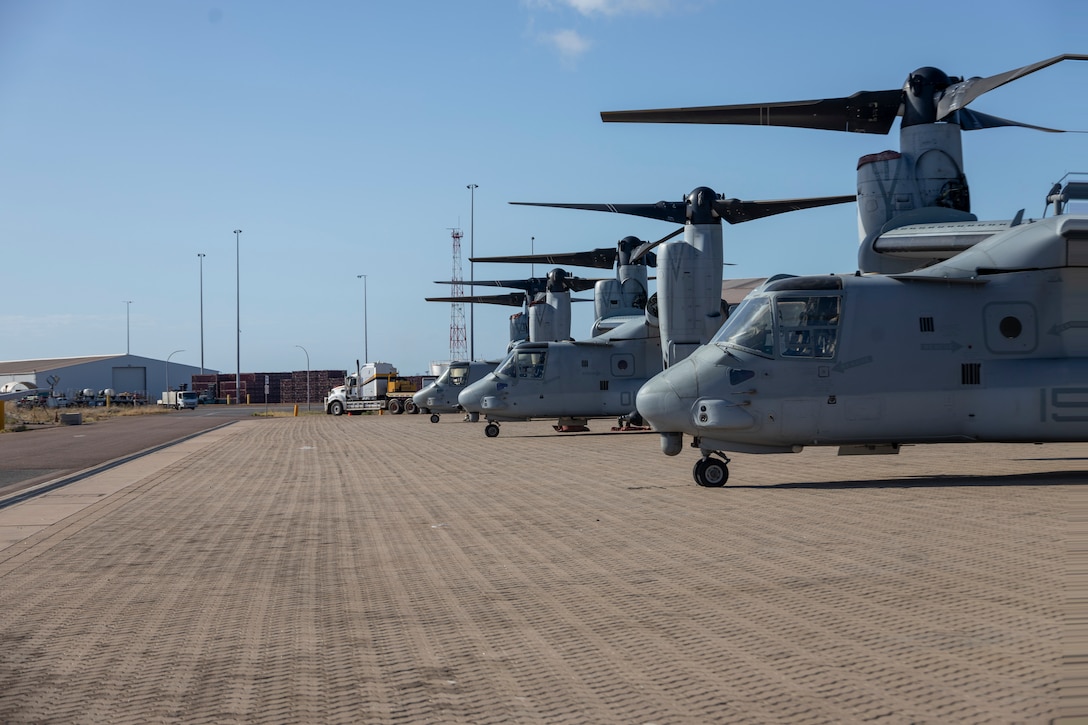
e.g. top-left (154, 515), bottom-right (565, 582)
top-left (324, 362), bottom-right (420, 415)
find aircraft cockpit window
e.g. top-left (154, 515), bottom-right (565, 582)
top-left (777, 295), bottom-right (841, 359)
top-left (496, 350), bottom-right (547, 379)
top-left (448, 366), bottom-right (469, 386)
top-left (497, 353), bottom-right (518, 378)
top-left (515, 351), bottom-right (546, 379)
top-left (711, 296), bottom-right (775, 356)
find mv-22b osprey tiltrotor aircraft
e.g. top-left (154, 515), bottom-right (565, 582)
top-left (421, 236), bottom-right (661, 426)
top-left (427, 267), bottom-right (598, 347)
top-left (456, 189), bottom-right (856, 437)
top-left (603, 53), bottom-right (1088, 275)
top-left (472, 233), bottom-right (662, 335)
top-left (599, 54), bottom-right (1088, 485)
top-left (411, 359), bottom-right (500, 423)
top-left (420, 269), bottom-right (595, 424)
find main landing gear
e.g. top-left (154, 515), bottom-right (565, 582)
top-left (692, 453), bottom-right (730, 488)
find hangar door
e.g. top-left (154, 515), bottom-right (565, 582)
top-left (112, 366), bottom-right (147, 395)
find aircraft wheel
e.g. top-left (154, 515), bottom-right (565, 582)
top-left (484, 423), bottom-right (500, 438)
top-left (329, 400), bottom-right (345, 416)
top-left (430, 414), bottom-right (440, 423)
top-left (693, 457), bottom-right (729, 488)
top-left (387, 399), bottom-right (403, 414)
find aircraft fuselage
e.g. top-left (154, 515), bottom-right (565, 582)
top-left (637, 216), bottom-right (1088, 454)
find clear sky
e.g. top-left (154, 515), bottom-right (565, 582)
top-left (2, 0), bottom-right (1087, 376)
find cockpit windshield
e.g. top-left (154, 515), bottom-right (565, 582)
top-left (711, 296), bottom-right (775, 355)
top-left (712, 294), bottom-right (841, 359)
top-left (496, 349), bottom-right (547, 379)
top-left (443, 364), bottom-right (469, 387)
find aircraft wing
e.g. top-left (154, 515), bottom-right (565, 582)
top-left (873, 220), bottom-right (1012, 259)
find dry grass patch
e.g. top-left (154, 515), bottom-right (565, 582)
top-left (2, 403), bottom-right (170, 432)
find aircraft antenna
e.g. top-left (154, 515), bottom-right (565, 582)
top-left (448, 227), bottom-right (469, 362)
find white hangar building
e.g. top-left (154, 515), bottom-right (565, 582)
top-left (0, 355), bottom-right (214, 402)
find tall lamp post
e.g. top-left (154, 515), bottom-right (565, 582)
top-left (295, 344), bottom-right (310, 411)
top-left (197, 253), bottom-right (206, 375)
top-left (166, 349), bottom-right (185, 401)
top-left (356, 274), bottom-right (368, 363)
top-left (234, 229), bottom-right (242, 403)
top-left (466, 183), bottom-right (477, 360)
top-left (123, 300), bottom-right (133, 354)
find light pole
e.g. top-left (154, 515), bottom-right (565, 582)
top-left (197, 253), bottom-right (206, 375)
top-left (466, 183), bottom-right (477, 360)
top-left (166, 349), bottom-right (185, 401)
top-left (295, 344), bottom-right (310, 411)
top-left (234, 229), bottom-right (242, 403)
top-left (123, 300), bottom-right (133, 354)
top-left (356, 274), bottom-right (368, 363)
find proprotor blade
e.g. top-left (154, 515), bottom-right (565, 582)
top-left (471, 247), bottom-right (618, 269)
top-left (714, 195), bottom-right (857, 224)
top-left (511, 200), bottom-right (689, 224)
top-left (601, 90), bottom-right (904, 135)
top-left (434, 278), bottom-right (548, 293)
top-left (516, 192), bottom-right (855, 227)
top-left (937, 53), bottom-right (1088, 119)
top-left (425, 292), bottom-right (527, 307)
top-left (433, 273), bottom-right (602, 294)
top-left (631, 227), bottom-right (683, 263)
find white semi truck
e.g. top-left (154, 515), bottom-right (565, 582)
top-left (324, 362), bottom-right (420, 415)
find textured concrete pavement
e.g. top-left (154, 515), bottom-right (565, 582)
top-left (0, 415), bottom-right (1083, 723)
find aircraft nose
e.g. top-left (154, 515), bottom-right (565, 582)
top-left (412, 386), bottom-right (433, 408)
top-left (457, 379), bottom-right (489, 413)
top-left (636, 364), bottom-right (697, 433)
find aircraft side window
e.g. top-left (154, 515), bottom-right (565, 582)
top-left (449, 368), bottom-right (468, 386)
top-left (776, 295), bottom-right (841, 359)
top-left (516, 351), bottom-right (546, 379)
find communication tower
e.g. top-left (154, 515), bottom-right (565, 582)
top-left (448, 228), bottom-right (468, 361)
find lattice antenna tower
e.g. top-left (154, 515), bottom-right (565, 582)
top-left (448, 227), bottom-right (468, 361)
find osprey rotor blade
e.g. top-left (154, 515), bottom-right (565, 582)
top-left (936, 53), bottom-right (1088, 120)
top-left (425, 292), bottom-right (527, 307)
top-left (516, 192), bottom-right (854, 227)
top-left (601, 90), bottom-right (904, 135)
top-left (470, 247), bottom-right (618, 269)
top-left (434, 278), bottom-right (547, 293)
top-left (511, 200), bottom-right (690, 224)
top-left (631, 227), bottom-right (683, 263)
top-left (713, 195), bottom-right (857, 224)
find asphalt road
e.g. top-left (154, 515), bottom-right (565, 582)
top-left (0, 405), bottom-right (277, 497)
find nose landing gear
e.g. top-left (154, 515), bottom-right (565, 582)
top-left (692, 454), bottom-right (730, 487)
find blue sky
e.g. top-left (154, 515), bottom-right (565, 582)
top-left (2, 0), bottom-right (1087, 376)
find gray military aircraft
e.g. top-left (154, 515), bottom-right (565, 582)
top-left (596, 54), bottom-right (1088, 485)
top-left (512, 187), bottom-right (856, 367)
top-left (456, 188), bottom-right (856, 436)
top-left (412, 359), bottom-right (500, 423)
top-left (603, 53), bottom-right (1088, 275)
top-left (456, 305), bottom-right (664, 437)
top-left (471, 234), bottom-right (664, 335)
top-left (427, 268), bottom-right (597, 346)
top-left (635, 178), bottom-right (1088, 485)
